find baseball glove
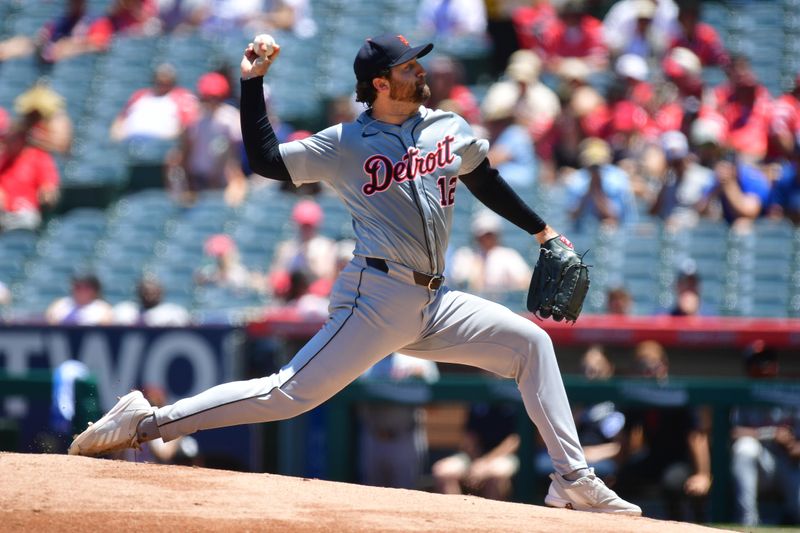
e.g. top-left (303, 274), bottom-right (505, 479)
top-left (527, 235), bottom-right (590, 322)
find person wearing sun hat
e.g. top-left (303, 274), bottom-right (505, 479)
top-left (649, 130), bottom-right (714, 230)
top-left (13, 82), bottom-right (73, 154)
top-left (564, 137), bottom-right (638, 230)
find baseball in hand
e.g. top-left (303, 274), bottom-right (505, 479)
top-left (253, 34), bottom-right (276, 59)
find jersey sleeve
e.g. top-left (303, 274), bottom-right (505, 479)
top-left (279, 125), bottom-right (341, 185)
top-left (452, 115), bottom-right (489, 175)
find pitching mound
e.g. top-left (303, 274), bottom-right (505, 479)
top-left (0, 453), bottom-right (723, 532)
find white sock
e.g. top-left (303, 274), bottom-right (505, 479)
top-left (136, 414), bottom-right (161, 442)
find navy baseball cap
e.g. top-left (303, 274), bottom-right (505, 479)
top-left (354, 34), bottom-right (433, 82)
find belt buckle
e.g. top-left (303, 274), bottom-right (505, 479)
top-left (428, 275), bottom-right (444, 291)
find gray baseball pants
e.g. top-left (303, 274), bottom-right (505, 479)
top-left (155, 255), bottom-right (588, 475)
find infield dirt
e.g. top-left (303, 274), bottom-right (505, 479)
top-left (0, 452), bottom-right (727, 532)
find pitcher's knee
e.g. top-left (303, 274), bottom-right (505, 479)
top-left (732, 436), bottom-right (761, 460)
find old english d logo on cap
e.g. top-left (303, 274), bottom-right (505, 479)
top-left (354, 33), bottom-right (434, 81)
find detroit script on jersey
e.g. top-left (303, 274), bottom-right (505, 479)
top-left (361, 135), bottom-right (455, 195)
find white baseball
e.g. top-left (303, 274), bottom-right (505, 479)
top-left (253, 34), bottom-right (276, 58)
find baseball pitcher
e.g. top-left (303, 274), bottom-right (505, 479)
top-left (70, 33), bottom-right (639, 515)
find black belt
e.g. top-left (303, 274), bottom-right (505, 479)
top-left (365, 257), bottom-right (444, 290)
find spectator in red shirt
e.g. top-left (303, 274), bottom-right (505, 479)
top-left (655, 46), bottom-right (707, 135)
top-left (766, 75), bottom-right (800, 163)
top-left (545, 0), bottom-right (608, 74)
top-left (669, 0), bottom-right (729, 68)
top-left (0, 123), bottom-right (60, 232)
top-left (512, 0), bottom-right (558, 57)
top-left (87, 0), bottom-right (160, 48)
top-left (111, 63), bottom-right (198, 143)
top-left (711, 55), bottom-right (773, 163)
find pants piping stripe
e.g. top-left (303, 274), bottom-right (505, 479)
top-left (157, 267), bottom-right (367, 429)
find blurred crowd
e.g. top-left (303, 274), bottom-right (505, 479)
top-left (1, 0), bottom-right (799, 322)
top-left (1, 0), bottom-right (800, 525)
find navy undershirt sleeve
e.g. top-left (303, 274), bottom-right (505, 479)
top-left (240, 77), bottom-right (291, 181)
top-left (459, 158), bottom-right (547, 235)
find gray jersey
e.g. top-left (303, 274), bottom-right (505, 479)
top-left (279, 107), bottom-right (489, 275)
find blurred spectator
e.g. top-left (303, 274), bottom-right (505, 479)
top-left (111, 63), bottom-right (198, 143)
top-left (193, 0), bottom-right (263, 32)
top-left (649, 130), bottom-right (713, 230)
top-left (731, 341), bottom-right (800, 527)
top-left (262, 0), bottom-right (318, 38)
top-left (45, 271), bottom-right (114, 325)
top-left (536, 345), bottom-right (626, 484)
top-left (668, 0), bottom-right (729, 68)
top-left (0, 280), bottom-right (10, 308)
top-left (485, 50), bottom-right (560, 167)
top-left (606, 286), bottom-right (633, 315)
top-left (42, 0), bottom-right (160, 61)
top-left (669, 259), bottom-right (705, 317)
top-left (480, 82), bottom-right (537, 189)
top-left (275, 267), bottom-right (330, 320)
top-left (431, 392), bottom-right (520, 500)
top-left (0, 0), bottom-right (157, 63)
top-left (512, 0), bottom-right (558, 56)
top-left (112, 276), bottom-right (191, 326)
top-left (711, 55), bottom-right (772, 162)
top-left (49, 360), bottom-right (91, 439)
top-left (426, 56), bottom-right (481, 126)
top-left (615, 340), bottom-right (712, 521)
top-left (0, 0), bottom-right (89, 63)
top-left (574, 346), bottom-right (625, 479)
top-left (564, 137), bottom-right (638, 230)
top-left (358, 353), bottom-right (439, 489)
top-left (417, 0), bottom-right (487, 39)
top-left (549, 81), bottom-right (603, 169)
top-left (542, 0), bottom-right (608, 75)
top-left (449, 211), bottom-right (532, 294)
top-left (607, 55), bottom-right (662, 198)
top-left (696, 138), bottom-right (771, 231)
top-left (196, 234), bottom-right (255, 291)
top-left (483, 0), bottom-right (523, 76)
top-left (166, 72), bottom-right (246, 207)
top-left (767, 153), bottom-right (800, 225)
top-left (655, 46), bottom-right (707, 135)
top-left (603, 0), bottom-right (675, 60)
top-left (194, 0), bottom-right (317, 37)
top-left (270, 199), bottom-right (337, 291)
top-left (612, 54), bottom-right (654, 113)
top-left (0, 123), bottom-right (60, 232)
top-left (157, 0), bottom-right (207, 33)
top-left (14, 83), bottom-right (73, 155)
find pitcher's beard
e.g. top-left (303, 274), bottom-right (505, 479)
top-left (390, 82), bottom-right (431, 104)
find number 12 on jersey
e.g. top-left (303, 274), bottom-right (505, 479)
top-left (436, 176), bottom-right (457, 207)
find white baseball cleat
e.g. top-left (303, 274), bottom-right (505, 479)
top-left (545, 469), bottom-right (642, 515)
top-left (68, 390), bottom-right (154, 456)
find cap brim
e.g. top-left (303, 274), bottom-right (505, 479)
top-left (389, 43), bottom-right (434, 68)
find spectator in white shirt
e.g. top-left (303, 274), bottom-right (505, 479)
top-left (450, 211), bottom-right (532, 296)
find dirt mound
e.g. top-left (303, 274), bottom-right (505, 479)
top-left (0, 453), bottom-right (723, 532)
